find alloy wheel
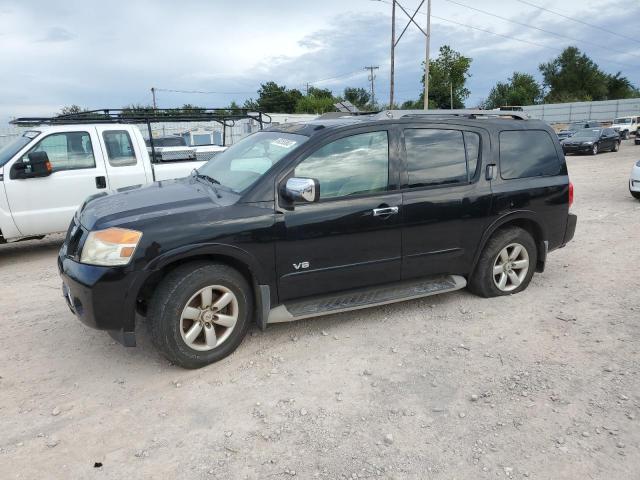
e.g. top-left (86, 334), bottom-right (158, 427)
top-left (492, 243), bottom-right (530, 292)
top-left (179, 285), bottom-right (239, 351)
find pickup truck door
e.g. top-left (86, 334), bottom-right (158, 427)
top-left (95, 126), bottom-right (150, 189)
top-left (275, 128), bottom-right (402, 301)
top-left (3, 127), bottom-right (109, 236)
top-left (400, 125), bottom-right (493, 279)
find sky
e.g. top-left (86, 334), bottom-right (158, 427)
top-left (0, 0), bottom-right (639, 122)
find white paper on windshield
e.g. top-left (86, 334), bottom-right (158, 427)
top-left (271, 138), bottom-right (297, 148)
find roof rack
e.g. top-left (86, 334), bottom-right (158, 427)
top-left (373, 109), bottom-right (529, 120)
top-left (10, 108), bottom-right (272, 128)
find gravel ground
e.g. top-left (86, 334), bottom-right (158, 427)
top-left (1, 140), bottom-right (639, 480)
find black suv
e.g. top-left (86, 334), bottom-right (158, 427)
top-left (59, 110), bottom-right (577, 368)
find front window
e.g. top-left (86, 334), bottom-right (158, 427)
top-left (614, 118), bottom-right (631, 124)
top-left (0, 131), bottom-right (40, 167)
top-left (21, 131), bottom-right (96, 172)
top-left (197, 131), bottom-right (308, 192)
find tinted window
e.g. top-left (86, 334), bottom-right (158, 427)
top-left (500, 130), bottom-right (561, 180)
top-left (405, 129), bottom-right (467, 187)
top-left (23, 132), bottom-right (95, 172)
top-left (103, 131), bottom-right (137, 167)
top-left (295, 131), bottom-right (388, 199)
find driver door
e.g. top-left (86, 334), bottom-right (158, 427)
top-left (275, 128), bottom-right (402, 301)
top-left (4, 127), bottom-right (109, 236)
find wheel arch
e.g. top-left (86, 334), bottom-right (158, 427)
top-left (471, 212), bottom-right (547, 275)
top-left (133, 243), bottom-right (273, 330)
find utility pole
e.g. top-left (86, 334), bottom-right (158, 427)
top-left (423, 0), bottom-right (431, 110)
top-left (389, 1), bottom-right (396, 109)
top-left (151, 87), bottom-right (157, 110)
top-left (364, 65), bottom-right (379, 108)
top-left (305, 82), bottom-right (310, 96)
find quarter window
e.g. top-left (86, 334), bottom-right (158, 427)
top-left (404, 129), bottom-right (469, 188)
top-left (103, 131), bottom-right (137, 167)
top-left (500, 130), bottom-right (560, 180)
top-left (23, 132), bottom-right (95, 172)
top-left (295, 131), bottom-right (389, 199)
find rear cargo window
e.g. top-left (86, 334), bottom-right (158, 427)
top-left (103, 130), bottom-right (137, 167)
top-left (499, 130), bottom-right (561, 180)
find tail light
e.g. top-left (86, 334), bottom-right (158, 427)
top-left (568, 181), bottom-right (574, 208)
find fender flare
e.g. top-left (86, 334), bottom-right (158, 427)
top-left (470, 210), bottom-right (547, 273)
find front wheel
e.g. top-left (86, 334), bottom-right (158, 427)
top-left (612, 141), bottom-right (619, 152)
top-left (631, 190), bottom-right (640, 200)
top-left (148, 262), bottom-right (252, 368)
top-left (590, 143), bottom-right (598, 155)
top-left (468, 227), bottom-right (537, 298)
top-left (622, 130), bottom-right (629, 140)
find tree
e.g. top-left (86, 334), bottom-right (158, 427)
top-left (295, 95), bottom-right (336, 114)
top-left (424, 45), bottom-right (472, 109)
top-left (255, 81), bottom-right (302, 113)
top-left (483, 72), bottom-right (542, 109)
top-left (606, 72), bottom-right (640, 99)
top-left (539, 46), bottom-right (610, 102)
top-left (307, 86), bottom-right (333, 98)
top-left (343, 87), bottom-right (371, 109)
top-left (59, 105), bottom-right (86, 115)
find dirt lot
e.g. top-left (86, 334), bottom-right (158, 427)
top-left (1, 140), bottom-right (639, 480)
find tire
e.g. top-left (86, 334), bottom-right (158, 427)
top-left (631, 190), bottom-right (640, 200)
top-left (612, 141), bottom-right (619, 152)
top-left (468, 227), bottom-right (537, 298)
top-left (590, 143), bottom-right (598, 155)
top-left (147, 262), bottom-right (252, 369)
top-left (622, 130), bottom-right (629, 140)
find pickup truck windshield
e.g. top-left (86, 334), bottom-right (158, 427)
top-left (0, 131), bottom-right (40, 167)
top-left (614, 118), bottom-right (631, 124)
top-left (197, 131), bottom-right (308, 192)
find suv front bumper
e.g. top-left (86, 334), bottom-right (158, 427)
top-left (58, 254), bottom-right (138, 346)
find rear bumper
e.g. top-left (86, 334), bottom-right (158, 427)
top-left (59, 253), bottom-right (138, 346)
top-left (563, 213), bottom-right (577, 246)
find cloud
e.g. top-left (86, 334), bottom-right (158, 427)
top-left (38, 26), bottom-right (75, 43)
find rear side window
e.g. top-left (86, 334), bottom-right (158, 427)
top-left (103, 131), bottom-right (137, 167)
top-left (405, 129), bottom-right (479, 188)
top-left (499, 130), bottom-right (561, 180)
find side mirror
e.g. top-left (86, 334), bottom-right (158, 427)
top-left (284, 177), bottom-right (320, 203)
top-left (11, 151), bottom-right (53, 179)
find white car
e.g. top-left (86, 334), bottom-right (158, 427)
top-left (630, 160), bottom-right (640, 200)
top-left (0, 123), bottom-right (209, 242)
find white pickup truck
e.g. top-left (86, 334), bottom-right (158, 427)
top-left (0, 123), bottom-right (218, 242)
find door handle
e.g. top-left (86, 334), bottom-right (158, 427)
top-left (95, 176), bottom-right (106, 189)
top-left (373, 206), bottom-right (399, 217)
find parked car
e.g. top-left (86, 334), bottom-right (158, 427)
top-left (59, 109), bottom-right (577, 368)
top-left (557, 120), bottom-right (602, 140)
top-left (630, 160), bottom-right (640, 199)
top-left (561, 128), bottom-right (620, 155)
top-left (611, 116), bottom-right (639, 139)
top-left (0, 124), bottom-right (207, 242)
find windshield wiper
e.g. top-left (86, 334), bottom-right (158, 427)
top-left (192, 170), bottom-right (222, 198)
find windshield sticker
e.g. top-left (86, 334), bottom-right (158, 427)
top-left (270, 138), bottom-right (297, 148)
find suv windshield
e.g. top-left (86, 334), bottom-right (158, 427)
top-left (196, 131), bottom-right (308, 192)
top-left (614, 118), bottom-right (631, 124)
top-left (572, 129), bottom-right (601, 139)
top-left (0, 131), bottom-right (40, 167)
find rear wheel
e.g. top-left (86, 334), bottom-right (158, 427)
top-left (148, 262), bottom-right (252, 368)
top-left (468, 227), bottom-right (537, 298)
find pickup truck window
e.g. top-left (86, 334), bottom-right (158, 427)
top-left (197, 131), bottom-right (308, 193)
top-left (103, 130), bottom-right (137, 167)
top-left (295, 131), bottom-right (389, 199)
top-left (405, 129), bottom-right (468, 188)
top-left (22, 131), bottom-right (95, 172)
top-left (500, 130), bottom-right (561, 180)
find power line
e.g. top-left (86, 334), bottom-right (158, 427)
top-left (443, 0), bottom-right (640, 60)
top-left (155, 88), bottom-right (255, 95)
top-left (515, 0), bottom-right (640, 45)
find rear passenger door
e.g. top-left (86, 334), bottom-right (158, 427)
top-left (96, 126), bottom-right (149, 189)
top-left (400, 125), bottom-right (493, 279)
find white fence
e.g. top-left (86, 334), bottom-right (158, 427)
top-left (523, 98), bottom-right (640, 124)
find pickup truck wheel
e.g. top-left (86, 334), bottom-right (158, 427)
top-left (147, 262), bottom-right (252, 369)
top-left (468, 227), bottom-right (537, 298)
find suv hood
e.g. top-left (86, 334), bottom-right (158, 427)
top-left (78, 177), bottom-right (232, 230)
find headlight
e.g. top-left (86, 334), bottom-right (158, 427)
top-left (80, 228), bottom-right (142, 266)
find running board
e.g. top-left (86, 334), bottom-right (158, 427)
top-left (267, 275), bottom-right (466, 324)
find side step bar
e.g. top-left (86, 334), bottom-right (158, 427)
top-left (267, 275), bottom-right (466, 324)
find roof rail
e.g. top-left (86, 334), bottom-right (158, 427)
top-left (10, 108), bottom-right (272, 128)
top-left (373, 109), bottom-right (530, 121)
